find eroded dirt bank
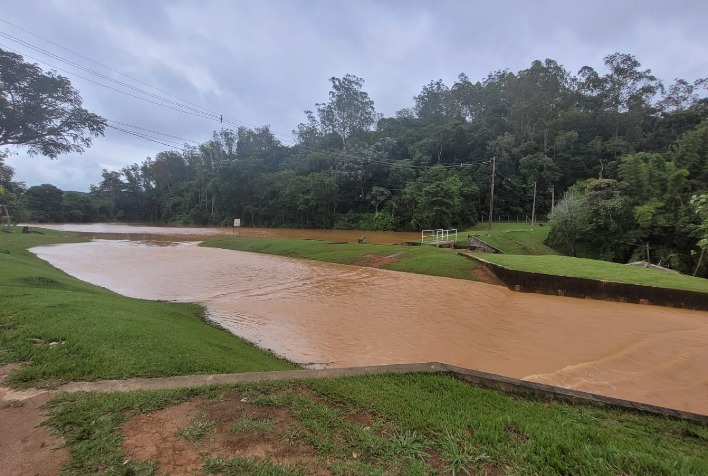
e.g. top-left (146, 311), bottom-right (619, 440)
top-left (0, 365), bottom-right (67, 476)
top-left (33, 240), bottom-right (708, 415)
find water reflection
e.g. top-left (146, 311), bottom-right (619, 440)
top-left (31, 235), bottom-right (708, 415)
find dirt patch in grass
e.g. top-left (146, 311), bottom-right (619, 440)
top-left (121, 389), bottom-right (330, 475)
top-left (352, 252), bottom-right (404, 268)
top-left (0, 364), bottom-right (67, 476)
top-left (119, 385), bottom-right (461, 475)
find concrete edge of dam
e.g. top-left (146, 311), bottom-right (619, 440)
top-left (56, 362), bottom-right (707, 425)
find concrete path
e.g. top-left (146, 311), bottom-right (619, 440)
top-left (56, 363), bottom-right (445, 393)
top-left (3, 362), bottom-right (706, 423)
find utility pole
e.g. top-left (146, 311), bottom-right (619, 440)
top-left (531, 181), bottom-right (537, 231)
top-left (487, 157), bottom-right (495, 237)
top-left (549, 185), bottom-right (555, 213)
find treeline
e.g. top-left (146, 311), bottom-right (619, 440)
top-left (2, 53), bottom-right (707, 274)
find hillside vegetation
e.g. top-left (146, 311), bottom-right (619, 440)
top-left (5, 52), bottom-right (708, 275)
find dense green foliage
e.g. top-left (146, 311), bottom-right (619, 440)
top-left (6, 52), bottom-right (708, 273)
top-left (0, 227), bottom-right (295, 386)
top-left (0, 48), bottom-right (105, 157)
top-left (47, 376), bottom-right (708, 475)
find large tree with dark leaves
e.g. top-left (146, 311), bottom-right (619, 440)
top-left (0, 48), bottom-right (105, 158)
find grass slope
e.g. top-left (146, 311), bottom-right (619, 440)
top-left (462, 222), bottom-right (558, 255)
top-left (203, 237), bottom-right (480, 280)
top-left (0, 227), bottom-right (295, 386)
top-left (477, 254), bottom-right (708, 294)
top-left (48, 375), bottom-right (708, 475)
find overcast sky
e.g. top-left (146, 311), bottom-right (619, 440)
top-left (2, 0), bottom-right (707, 192)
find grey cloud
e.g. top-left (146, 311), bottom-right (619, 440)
top-left (2, 0), bottom-right (707, 191)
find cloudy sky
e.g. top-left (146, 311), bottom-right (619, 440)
top-left (2, 0), bottom-right (707, 191)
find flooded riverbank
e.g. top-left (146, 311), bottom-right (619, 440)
top-left (31, 237), bottom-right (708, 415)
top-left (30, 223), bottom-right (423, 245)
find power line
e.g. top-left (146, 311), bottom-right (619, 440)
top-left (0, 22), bottom-right (503, 172)
top-left (0, 17), bottom-right (228, 122)
top-left (0, 22), bottom-right (296, 142)
top-left (0, 33), bottom-right (222, 120)
top-left (106, 119), bottom-right (199, 144)
top-left (105, 124), bottom-right (182, 150)
top-left (0, 41), bottom-right (221, 122)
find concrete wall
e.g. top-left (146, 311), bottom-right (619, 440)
top-left (466, 255), bottom-right (708, 311)
top-left (58, 362), bottom-right (708, 423)
top-left (467, 235), bottom-right (502, 253)
top-left (438, 363), bottom-right (707, 424)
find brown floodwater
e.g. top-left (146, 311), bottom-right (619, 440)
top-left (32, 223), bottom-right (423, 245)
top-left (30, 230), bottom-right (708, 415)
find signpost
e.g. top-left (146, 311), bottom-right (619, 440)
top-left (233, 218), bottom-right (241, 236)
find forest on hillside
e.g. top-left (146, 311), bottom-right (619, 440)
top-left (2, 53), bottom-right (708, 275)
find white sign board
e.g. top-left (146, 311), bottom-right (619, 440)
top-left (233, 219), bottom-right (241, 227)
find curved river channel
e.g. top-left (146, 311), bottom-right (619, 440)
top-left (31, 224), bottom-right (708, 415)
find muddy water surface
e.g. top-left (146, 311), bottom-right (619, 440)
top-left (32, 233), bottom-right (708, 415)
top-left (34, 223), bottom-right (423, 245)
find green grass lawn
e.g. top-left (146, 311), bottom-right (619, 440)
top-left (475, 254), bottom-right (708, 293)
top-left (7, 226), bottom-right (707, 474)
top-left (203, 237), bottom-right (480, 280)
top-left (460, 222), bottom-right (558, 255)
top-left (0, 227), bottom-right (295, 386)
top-left (48, 374), bottom-right (708, 475)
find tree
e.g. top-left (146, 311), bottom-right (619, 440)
top-left (582, 179), bottom-right (635, 260)
top-left (547, 191), bottom-right (588, 257)
top-left (0, 48), bottom-right (106, 158)
top-left (367, 186), bottom-right (391, 214)
top-left (315, 74), bottom-right (376, 148)
top-left (22, 183), bottom-right (64, 222)
top-left (414, 79), bottom-right (457, 124)
top-left (401, 166), bottom-right (469, 230)
top-left (578, 53), bottom-right (662, 142)
top-left (658, 78), bottom-right (707, 112)
top-left (690, 193), bottom-right (708, 276)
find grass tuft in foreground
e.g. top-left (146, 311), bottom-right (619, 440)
top-left (176, 412), bottom-right (216, 443)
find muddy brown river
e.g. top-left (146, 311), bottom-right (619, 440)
top-left (31, 224), bottom-right (708, 415)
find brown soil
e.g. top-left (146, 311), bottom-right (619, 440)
top-left (351, 252), bottom-right (404, 268)
top-left (0, 364), bottom-right (67, 476)
top-left (469, 265), bottom-right (504, 286)
top-left (121, 387), bottom-right (348, 475)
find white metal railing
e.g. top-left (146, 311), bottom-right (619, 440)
top-left (421, 228), bottom-right (458, 244)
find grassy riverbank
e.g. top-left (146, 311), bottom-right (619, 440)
top-left (48, 375), bottom-right (708, 475)
top-left (5, 226), bottom-right (707, 474)
top-left (475, 254), bottom-right (708, 294)
top-left (463, 222), bottom-right (558, 255)
top-left (203, 237), bottom-right (480, 280)
top-left (0, 227), bottom-right (295, 386)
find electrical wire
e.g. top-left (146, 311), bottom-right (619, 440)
top-left (0, 23), bottom-right (296, 141)
top-left (0, 22), bottom-right (501, 174)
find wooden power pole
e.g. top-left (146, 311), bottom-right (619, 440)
top-left (487, 157), bottom-right (495, 237)
top-left (531, 181), bottom-right (537, 230)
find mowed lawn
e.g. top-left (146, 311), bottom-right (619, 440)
top-left (476, 254), bottom-right (708, 294)
top-left (0, 227), bottom-right (296, 387)
top-left (462, 222), bottom-right (559, 255)
top-left (203, 237), bottom-right (480, 280)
